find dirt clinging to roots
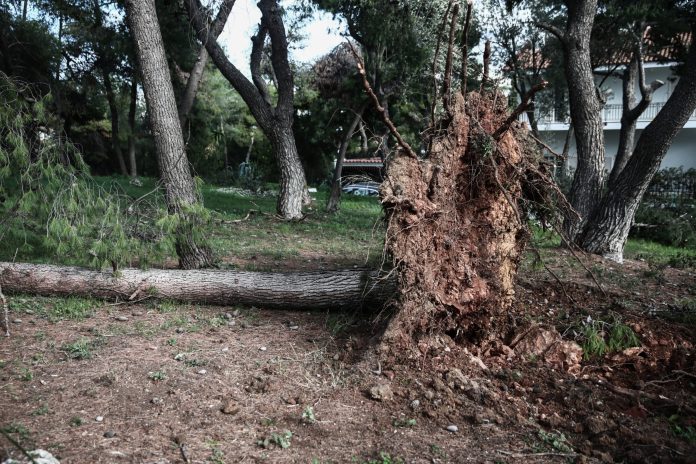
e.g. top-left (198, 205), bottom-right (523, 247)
top-left (381, 92), bottom-right (538, 349)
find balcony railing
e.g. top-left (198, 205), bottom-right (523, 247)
top-left (519, 102), bottom-right (696, 125)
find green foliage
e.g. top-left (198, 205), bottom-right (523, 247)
top-left (302, 406), bottom-right (316, 424)
top-left (68, 416), bottom-right (84, 427)
top-left (632, 169), bottom-right (696, 249)
top-left (148, 370), bottom-right (167, 381)
top-left (1, 422), bottom-right (30, 441)
top-left (0, 75), bottom-right (209, 269)
top-left (61, 338), bottom-right (93, 360)
top-left (578, 316), bottom-right (641, 360)
top-left (19, 367), bottom-right (33, 381)
top-left (537, 430), bottom-right (574, 453)
top-left (392, 418), bottom-right (416, 428)
top-left (31, 405), bottom-right (49, 416)
top-left (607, 321), bottom-right (641, 353)
top-left (257, 430), bottom-right (293, 449)
top-left (669, 415), bottom-right (696, 442)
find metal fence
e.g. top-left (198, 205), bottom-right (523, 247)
top-left (645, 168), bottom-right (696, 200)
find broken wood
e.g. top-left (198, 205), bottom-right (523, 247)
top-left (0, 262), bottom-right (395, 311)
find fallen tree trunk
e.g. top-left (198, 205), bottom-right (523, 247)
top-left (0, 262), bottom-right (395, 311)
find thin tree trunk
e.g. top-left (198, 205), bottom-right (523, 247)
top-left (125, 0), bottom-right (213, 269)
top-left (178, 45), bottom-right (209, 129)
top-left (0, 262), bottom-right (394, 311)
top-left (327, 108), bottom-right (364, 213)
top-left (580, 35), bottom-right (696, 262)
top-left (559, 0), bottom-right (606, 241)
top-left (23, 0), bottom-right (28, 21)
top-left (359, 120), bottom-right (368, 153)
top-left (102, 70), bottom-right (129, 176)
top-left (185, 0), bottom-right (308, 220)
top-left (245, 134), bottom-right (254, 164)
top-left (127, 72), bottom-right (138, 178)
top-left (56, 12), bottom-right (62, 81)
top-left (608, 58), bottom-right (638, 185)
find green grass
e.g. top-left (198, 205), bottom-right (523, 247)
top-left (624, 238), bottom-right (696, 267)
top-left (1, 176), bottom-right (384, 270)
top-left (61, 338), bottom-right (94, 360)
top-left (9, 296), bottom-right (100, 322)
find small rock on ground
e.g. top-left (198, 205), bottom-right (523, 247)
top-left (2, 449), bottom-right (60, 464)
top-left (446, 425), bottom-right (458, 433)
top-left (369, 383), bottom-right (394, 402)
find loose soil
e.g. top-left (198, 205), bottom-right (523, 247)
top-left (1, 250), bottom-right (695, 463)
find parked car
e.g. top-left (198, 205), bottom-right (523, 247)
top-left (342, 182), bottom-right (380, 196)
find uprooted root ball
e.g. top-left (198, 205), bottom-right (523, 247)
top-left (380, 91), bottom-right (558, 351)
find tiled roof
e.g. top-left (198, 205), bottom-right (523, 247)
top-left (512, 29), bottom-right (692, 70)
top-left (343, 157), bottom-right (383, 165)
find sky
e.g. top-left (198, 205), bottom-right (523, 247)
top-left (217, 0), bottom-right (346, 75)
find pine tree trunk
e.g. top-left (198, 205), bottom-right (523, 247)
top-left (127, 72), bottom-right (138, 178)
top-left (271, 125), bottom-right (306, 220)
top-left (327, 108), bottom-right (363, 213)
top-left (0, 262), bottom-right (394, 311)
top-left (558, 0), bottom-right (606, 240)
top-left (125, 0), bottom-right (213, 269)
top-left (102, 70), bottom-right (129, 176)
top-left (580, 37), bottom-right (696, 262)
top-left (608, 58), bottom-right (638, 185)
top-left (178, 46), bottom-right (209, 129)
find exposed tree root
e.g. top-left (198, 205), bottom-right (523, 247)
top-left (379, 90), bottom-right (573, 358)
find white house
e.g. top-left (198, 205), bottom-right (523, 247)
top-left (523, 36), bottom-right (696, 172)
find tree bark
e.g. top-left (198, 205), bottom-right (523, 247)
top-left (125, 0), bottom-right (213, 269)
top-left (561, 0), bottom-right (605, 240)
top-left (102, 70), bottom-right (129, 176)
top-left (127, 72), bottom-right (138, 178)
top-left (609, 58), bottom-right (639, 184)
top-left (608, 42), bottom-right (664, 185)
top-left (271, 126), bottom-right (306, 218)
top-left (185, 0), bottom-right (308, 220)
top-left (0, 262), bottom-right (394, 311)
top-left (540, 0), bottom-right (605, 240)
top-left (178, 47), bottom-right (208, 129)
top-left (327, 108), bottom-right (364, 213)
top-left (580, 34), bottom-right (696, 262)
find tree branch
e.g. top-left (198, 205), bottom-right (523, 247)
top-left (258, 0), bottom-right (294, 115)
top-left (535, 21), bottom-right (566, 44)
top-left (460, 0), bottom-right (473, 95)
top-left (250, 24), bottom-right (272, 106)
top-left (430, 0), bottom-right (454, 128)
top-left (184, 0), bottom-right (274, 126)
top-left (348, 43), bottom-right (418, 159)
top-left (442, 2), bottom-right (460, 113)
top-left (625, 37), bottom-right (664, 122)
top-left (493, 81), bottom-right (548, 139)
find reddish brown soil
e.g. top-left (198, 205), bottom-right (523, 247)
top-left (1, 250), bottom-right (695, 463)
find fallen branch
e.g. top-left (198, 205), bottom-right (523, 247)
top-left (603, 381), bottom-right (696, 415)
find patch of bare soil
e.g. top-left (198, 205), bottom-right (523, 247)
top-left (1, 251), bottom-right (695, 463)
